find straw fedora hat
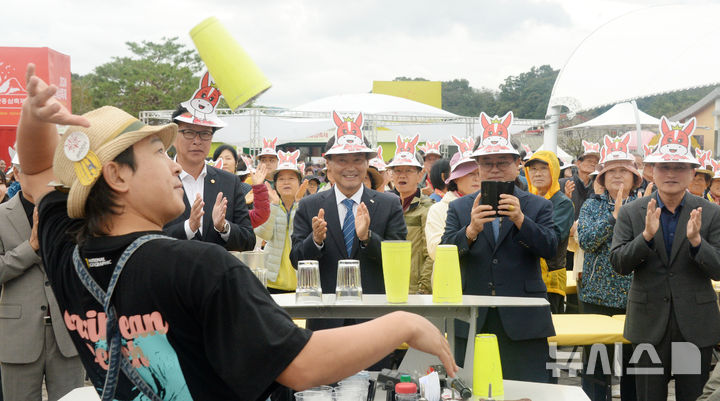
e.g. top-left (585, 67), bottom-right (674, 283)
top-left (53, 106), bottom-right (177, 218)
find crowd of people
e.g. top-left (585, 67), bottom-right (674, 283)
top-left (2, 63), bottom-right (720, 401)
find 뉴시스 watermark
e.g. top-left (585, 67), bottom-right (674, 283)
top-left (546, 342), bottom-right (701, 377)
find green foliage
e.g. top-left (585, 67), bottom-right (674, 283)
top-left (495, 65), bottom-right (558, 119)
top-left (72, 37), bottom-right (203, 117)
top-left (395, 65), bottom-right (557, 118)
top-left (635, 86), bottom-right (716, 118)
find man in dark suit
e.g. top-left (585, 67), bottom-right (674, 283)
top-left (611, 118), bottom-right (720, 401)
top-left (291, 113), bottom-right (407, 330)
top-left (164, 105), bottom-right (255, 251)
top-left (442, 113), bottom-right (558, 383)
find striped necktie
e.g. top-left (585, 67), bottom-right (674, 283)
top-left (341, 198), bottom-right (356, 256)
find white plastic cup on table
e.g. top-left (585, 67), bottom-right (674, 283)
top-left (251, 268), bottom-right (267, 288)
top-left (333, 387), bottom-right (363, 401)
top-left (296, 260), bottom-right (323, 304)
top-left (294, 388), bottom-right (332, 401)
top-left (335, 260), bottom-right (363, 304)
top-left (338, 377), bottom-right (369, 400)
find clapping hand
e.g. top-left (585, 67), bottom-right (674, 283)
top-left (189, 193), bottom-right (204, 232)
top-left (212, 192), bottom-right (228, 232)
top-left (355, 202), bottom-right (370, 241)
top-left (312, 208), bottom-right (327, 245)
top-left (642, 198), bottom-right (661, 241)
top-left (612, 184), bottom-right (625, 219)
top-left (564, 180), bottom-right (575, 199)
top-left (687, 207), bottom-right (702, 247)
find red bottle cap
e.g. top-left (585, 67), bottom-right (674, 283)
top-left (395, 382), bottom-right (417, 394)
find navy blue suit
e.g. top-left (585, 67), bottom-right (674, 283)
top-left (441, 187), bottom-right (558, 381)
top-left (165, 166), bottom-right (255, 252)
top-left (290, 187), bottom-right (407, 295)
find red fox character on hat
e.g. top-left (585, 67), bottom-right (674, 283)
top-left (388, 134), bottom-right (422, 168)
top-left (644, 116), bottom-right (699, 165)
top-left (419, 140), bottom-right (442, 156)
top-left (600, 132), bottom-right (633, 163)
top-left (175, 71), bottom-right (227, 128)
top-left (472, 111), bottom-right (519, 156)
top-left (258, 137), bottom-right (279, 158)
top-left (451, 135), bottom-right (475, 160)
top-left (324, 111), bottom-right (376, 157)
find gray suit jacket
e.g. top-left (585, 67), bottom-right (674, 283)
top-left (610, 193), bottom-right (720, 347)
top-left (0, 194), bottom-right (77, 363)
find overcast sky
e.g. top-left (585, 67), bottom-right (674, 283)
top-left (1, 0), bottom-right (697, 108)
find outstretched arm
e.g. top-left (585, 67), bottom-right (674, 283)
top-left (16, 64), bottom-right (90, 203)
top-left (277, 311), bottom-right (458, 390)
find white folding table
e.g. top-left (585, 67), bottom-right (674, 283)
top-left (271, 293), bottom-right (549, 386)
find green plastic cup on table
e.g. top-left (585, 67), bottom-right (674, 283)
top-left (473, 333), bottom-right (504, 398)
top-left (381, 240), bottom-right (412, 303)
top-left (432, 245), bottom-right (463, 303)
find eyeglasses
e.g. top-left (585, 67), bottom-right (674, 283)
top-left (478, 160), bottom-right (514, 170)
top-left (179, 129), bottom-right (213, 141)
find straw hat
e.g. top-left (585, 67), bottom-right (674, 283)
top-left (53, 106), bottom-right (177, 218)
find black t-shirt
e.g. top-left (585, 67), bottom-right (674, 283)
top-left (38, 191), bottom-right (311, 401)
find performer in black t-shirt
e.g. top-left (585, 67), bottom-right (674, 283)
top-left (17, 64), bottom-right (457, 401)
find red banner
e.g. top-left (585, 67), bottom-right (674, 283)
top-left (0, 47), bottom-right (71, 165)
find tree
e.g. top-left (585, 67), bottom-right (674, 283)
top-left (72, 37), bottom-right (204, 117)
top-left (496, 65), bottom-right (558, 119)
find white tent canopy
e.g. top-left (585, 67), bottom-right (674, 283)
top-left (283, 93), bottom-right (459, 117)
top-left (562, 102), bottom-right (659, 131)
top-left (547, 4), bottom-right (720, 115)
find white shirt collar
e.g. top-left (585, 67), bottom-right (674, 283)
top-left (179, 163), bottom-right (208, 182)
top-left (334, 185), bottom-right (364, 206)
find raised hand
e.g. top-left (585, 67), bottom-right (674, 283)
top-left (252, 164), bottom-right (268, 185)
top-left (467, 193), bottom-right (496, 241)
top-left (24, 64), bottom-right (90, 127)
top-left (189, 193), bottom-right (204, 232)
top-left (355, 202), bottom-right (371, 241)
top-left (642, 198), bottom-right (661, 241)
top-left (612, 184), bottom-right (625, 219)
top-left (564, 180), bottom-right (575, 199)
top-left (312, 208), bottom-right (327, 245)
top-left (687, 207), bottom-right (703, 247)
top-left (498, 193), bottom-right (524, 228)
top-left (212, 192), bottom-right (228, 232)
top-left (295, 179), bottom-right (309, 202)
top-left (421, 186), bottom-right (433, 196)
top-left (266, 182), bottom-right (280, 205)
top-left (643, 182), bottom-right (654, 197)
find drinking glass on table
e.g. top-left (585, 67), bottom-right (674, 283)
top-left (335, 259), bottom-right (363, 304)
top-left (296, 260), bottom-right (323, 304)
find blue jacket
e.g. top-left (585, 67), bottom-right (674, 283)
top-left (578, 192), bottom-right (635, 309)
top-left (441, 187), bottom-right (558, 340)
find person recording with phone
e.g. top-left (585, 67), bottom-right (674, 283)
top-left (441, 112), bottom-right (558, 383)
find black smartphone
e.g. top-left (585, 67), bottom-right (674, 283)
top-left (481, 181), bottom-right (515, 210)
